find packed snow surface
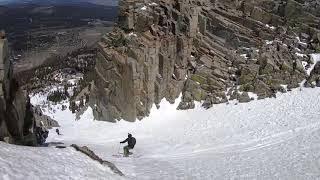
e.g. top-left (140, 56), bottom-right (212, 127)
top-left (0, 142), bottom-right (122, 180)
top-left (25, 87), bottom-right (320, 179)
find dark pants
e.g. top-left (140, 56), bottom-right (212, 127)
top-left (123, 145), bottom-right (133, 157)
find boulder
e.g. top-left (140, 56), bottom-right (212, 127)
top-left (259, 54), bottom-right (277, 75)
top-left (177, 101), bottom-right (195, 110)
top-left (316, 79), bottom-right (320, 87)
top-left (239, 64), bottom-right (260, 84)
top-left (184, 79), bottom-right (205, 101)
top-left (238, 92), bottom-right (251, 103)
top-left (254, 80), bottom-right (272, 99)
top-left (202, 97), bottom-right (213, 109)
top-left (33, 106), bottom-right (59, 129)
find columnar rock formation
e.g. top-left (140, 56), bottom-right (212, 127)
top-left (92, 0), bottom-right (320, 122)
top-left (0, 32), bottom-right (37, 145)
top-left (1, 33), bottom-right (27, 141)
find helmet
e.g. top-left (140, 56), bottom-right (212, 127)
top-left (128, 133), bottom-right (132, 138)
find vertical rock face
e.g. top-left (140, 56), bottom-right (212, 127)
top-left (0, 32), bottom-right (34, 144)
top-left (0, 33), bottom-right (11, 138)
top-left (92, 0), bottom-right (195, 121)
top-left (92, 0), bottom-right (320, 122)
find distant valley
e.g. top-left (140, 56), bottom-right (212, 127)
top-left (0, 0), bottom-right (118, 6)
top-left (0, 0), bottom-right (118, 72)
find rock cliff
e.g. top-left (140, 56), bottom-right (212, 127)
top-left (0, 32), bottom-right (55, 145)
top-left (91, 0), bottom-right (320, 122)
top-left (0, 32), bottom-right (28, 142)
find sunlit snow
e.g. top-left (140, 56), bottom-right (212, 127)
top-left (27, 87), bottom-right (320, 179)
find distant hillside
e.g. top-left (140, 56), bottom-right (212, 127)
top-left (0, 0), bottom-right (118, 73)
top-left (0, 3), bottom-right (118, 34)
top-left (0, 0), bottom-right (118, 6)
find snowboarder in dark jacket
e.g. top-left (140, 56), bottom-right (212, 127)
top-left (120, 133), bottom-right (136, 157)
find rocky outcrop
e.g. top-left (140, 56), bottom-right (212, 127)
top-left (71, 144), bottom-right (124, 176)
top-left (0, 32), bottom-right (52, 146)
top-left (92, 0), bottom-right (320, 122)
top-left (33, 106), bottom-right (59, 129)
top-left (305, 60), bottom-right (320, 87)
top-left (0, 32), bottom-right (32, 143)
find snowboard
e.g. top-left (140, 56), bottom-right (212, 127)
top-left (56, 145), bottom-right (67, 149)
top-left (112, 152), bottom-right (141, 158)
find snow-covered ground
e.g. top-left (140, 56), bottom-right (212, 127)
top-left (2, 55), bottom-right (320, 179)
top-left (0, 142), bottom-right (123, 180)
top-left (25, 86), bottom-right (320, 179)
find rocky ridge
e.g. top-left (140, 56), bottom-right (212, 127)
top-left (91, 0), bottom-right (320, 122)
top-left (0, 32), bottom-right (30, 143)
top-left (0, 32), bottom-right (58, 145)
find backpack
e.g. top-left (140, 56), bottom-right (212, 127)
top-left (131, 137), bottom-right (136, 148)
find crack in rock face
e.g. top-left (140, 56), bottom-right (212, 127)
top-left (91, 0), bottom-right (320, 122)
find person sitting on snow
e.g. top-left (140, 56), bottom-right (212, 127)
top-left (120, 133), bottom-right (136, 157)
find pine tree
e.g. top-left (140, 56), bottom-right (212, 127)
top-left (79, 98), bottom-right (84, 108)
top-left (85, 94), bottom-right (89, 104)
top-left (70, 101), bottom-right (76, 113)
top-left (64, 84), bottom-right (69, 97)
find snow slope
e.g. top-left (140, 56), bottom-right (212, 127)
top-left (0, 142), bottom-right (123, 180)
top-left (4, 54), bottom-right (320, 179)
top-left (28, 87), bottom-right (320, 179)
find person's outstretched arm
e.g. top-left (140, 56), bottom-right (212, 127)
top-left (120, 138), bottom-right (128, 143)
